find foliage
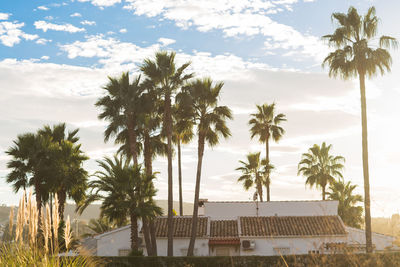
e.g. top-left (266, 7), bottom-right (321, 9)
top-left (327, 179), bottom-right (364, 228)
top-left (323, 6), bottom-right (397, 253)
top-left (178, 77), bottom-right (232, 256)
top-left (98, 254), bottom-right (400, 267)
top-left (248, 103), bottom-right (286, 201)
top-left (298, 142), bottom-right (345, 200)
top-left (82, 217), bottom-right (116, 237)
top-left (5, 124), bottom-right (88, 218)
top-left (236, 152), bottom-right (267, 202)
top-left (78, 155), bottom-right (162, 250)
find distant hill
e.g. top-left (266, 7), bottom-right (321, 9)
top-left (0, 201), bottom-right (194, 225)
top-left (64, 200), bottom-right (194, 222)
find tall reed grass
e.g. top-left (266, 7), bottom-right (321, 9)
top-left (0, 190), bottom-right (101, 267)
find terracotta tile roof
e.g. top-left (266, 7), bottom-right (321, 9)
top-left (240, 216), bottom-right (346, 237)
top-left (153, 217), bottom-right (208, 238)
top-left (209, 238), bottom-right (240, 245)
top-left (210, 220), bottom-right (238, 238)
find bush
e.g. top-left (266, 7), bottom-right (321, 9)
top-left (97, 253), bottom-right (400, 267)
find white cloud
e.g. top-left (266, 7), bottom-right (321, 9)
top-left (34, 21), bottom-right (85, 33)
top-left (0, 21), bottom-right (39, 47)
top-left (81, 20), bottom-right (96, 26)
top-left (37, 6), bottom-right (49, 11)
top-left (41, 55), bottom-right (50, 60)
top-left (70, 12), bottom-right (82, 17)
top-left (158, 37), bottom-right (175, 46)
top-left (123, 0), bottom-right (327, 61)
top-left (36, 38), bottom-right (52, 45)
top-left (77, 0), bottom-right (121, 7)
top-left (119, 28), bottom-right (127, 33)
top-left (44, 16), bottom-right (54, 20)
top-left (0, 13), bottom-right (10, 20)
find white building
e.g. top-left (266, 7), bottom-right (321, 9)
top-left (94, 200), bottom-right (397, 256)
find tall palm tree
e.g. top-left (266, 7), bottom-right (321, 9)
top-left (38, 123), bottom-right (88, 221)
top-left (322, 6), bottom-right (397, 252)
top-left (327, 179), bottom-right (363, 229)
top-left (298, 142), bottom-right (345, 200)
top-left (141, 51), bottom-right (192, 256)
top-left (172, 103), bottom-right (194, 216)
top-left (179, 78), bottom-right (232, 256)
top-left (95, 72), bottom-right (143, 166)
top-left (236, 152), bottom-right (265, 202)
top-left (249, 103), bottom-right (286, 201)
top-left (78, 155), bottom-right (162, 251)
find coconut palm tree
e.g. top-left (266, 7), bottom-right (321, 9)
top-left (236, 152), bottom-right (266, 202)
top-left (78, 155), bottom-right (162, 251)
top-left (327, 179), bottom-right (363, 229)
top-left (141, 51), bottom-right (192, 256)
top-left (249, 103), bottom-right (286, 201)
top-left (298, 142), bottom-right (345, 200)
top-left (95, 72), bottom-right (144, 165)
top-left (172, 103), bottom-right (194, 216)
top-left (38, 123), bottom-right (88, 221)
top-left (179, 78), bottom-right (232, 256)
top-left (322, 6), bottom-right (397, 252)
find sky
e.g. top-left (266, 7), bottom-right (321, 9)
top-left (1, 0), bottom-right (400, 217)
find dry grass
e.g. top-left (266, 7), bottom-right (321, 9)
top-left (1, 191), bottom-right (101, 267)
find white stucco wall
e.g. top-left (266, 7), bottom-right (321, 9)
top-left (239, 236), bottom-right (347, 256)
top-left (96, 226), bottom-right (132, 256)
top-left (346, 226), bottom-right (396, 251)
top-left (204, 201), bottom-right (339, 219)
top-left (153, 238), bottom-right (209, 256)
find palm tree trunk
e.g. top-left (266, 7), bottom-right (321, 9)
top-left (143, 130), bottom-right (156, 256)
top-left (359, 72), bottom-right (372, 253)
top-left (322, 185), bottom-right (326, 201)
top-left (127, 118), bottom-right (138, 165)
top-left (149, 220), bottom-right (157, 255)
top-left (130, 211), bottom-right (139, 251)
top-left (57, 189), bottom-right (66, 222)
top-left (165, 92), bottom-right (174, 256)
top-left (178, 137), bottom-right (184, 216)
top-left (257, 181), bottom-right (263, 202)
top-left (265, 137), bottom-right (270, 202)
top-left (187, 135), bottom-right (205, 256)
top-left (141, 217), bottom-right (152, 255)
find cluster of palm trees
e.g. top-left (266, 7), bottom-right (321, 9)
top-left (236, 103), bottom-right (286, 202)
top-left (4, 5), bottom-right (396, 256)
top-left (80, 51), bottom-right (231, 256)
top-left (6, 123), bottom-right (88, 222)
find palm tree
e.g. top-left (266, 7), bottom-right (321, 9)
top-left (78, 155), bottom-right (162, 251)
top-left (83, 217), bottom-right (116, 237)
top-left (298, 142), bottom-right (345, 200)
top-left (38, 123), bottom-right (89, 221)
top-left (249, 103), bottom-right (286, 201)
top-left (322, 6), bottom-right (397, 252)
top-left (141, 51), bottom-right (192, 256)
top-left (172, 103), bottom-right (194, 216)
top-left (236, 152), bottom-right (265, 202)
top-left (327, 179), bottom-right (363, 229)
top-left (179, 78), bottom-right (232, 256)
top-left (6, 133), bottom-right (55, 215)
top-left (95, 72), bottom-right (144, 165)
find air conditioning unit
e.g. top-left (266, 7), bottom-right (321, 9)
top-left (242, 240), bottom-right (256, 250)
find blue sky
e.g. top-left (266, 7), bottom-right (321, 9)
top-left (1, 0), bottom-right (400, 217)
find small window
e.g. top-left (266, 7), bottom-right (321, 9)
top-left (118, 249), bottom-right (131, 256)
top-left (216, 247), bottom-right (230, 256)
top-left (308, 250), bottom-right (320, 254)
top-left (273, 247), bottom-right (290, 255)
